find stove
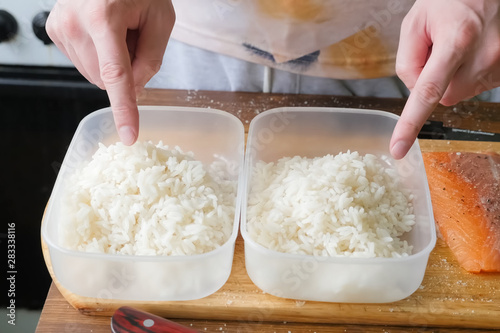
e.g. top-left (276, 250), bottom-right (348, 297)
top-left (0, 0), bottom-right (72, 66)
top-left (1, 1), bottom-right (109, 311)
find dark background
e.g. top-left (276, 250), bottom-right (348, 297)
top-left (0, 65), bottom-right (109, 309)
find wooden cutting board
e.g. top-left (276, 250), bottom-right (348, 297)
top-left (41, 140), bottom-right (500, 330)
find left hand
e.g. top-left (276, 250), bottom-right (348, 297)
top-left (391, 0), bottom-right (500, 159)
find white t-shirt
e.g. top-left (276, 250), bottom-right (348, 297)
top-left (170, 0), bottom-right (415, 80)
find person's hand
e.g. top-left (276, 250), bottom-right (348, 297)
top-left (47, 0), bottom-right (175, 145)
top-left (391, 0), bottom-right (500, 159)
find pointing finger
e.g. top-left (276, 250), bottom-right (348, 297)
top-left (92, 25), bottom-right (139, 146)
top-left (390, 44), bottom-right (463, 159)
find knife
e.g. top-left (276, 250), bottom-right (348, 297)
top-left (111, 306), bottom-right (199, 333)
top-left (418, 120), bottom-right (500, 141)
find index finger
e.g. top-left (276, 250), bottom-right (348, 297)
top-left (390, 45), bottom-right (462, 159)
top-left (92, 28), bottom-right (139, 146)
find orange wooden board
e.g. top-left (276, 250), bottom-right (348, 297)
top-left (41, 140), bottom-right (500, 330)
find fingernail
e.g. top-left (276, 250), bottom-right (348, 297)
top-left (119, 126), bottom-right (137, 146)
top-left (391, 140), bottom-right (411, 160)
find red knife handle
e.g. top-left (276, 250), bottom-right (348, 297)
top-left (111, 306), bottom-right (199, 333)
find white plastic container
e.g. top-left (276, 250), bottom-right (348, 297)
top-left (41, 106), bottom-right (245, 301)
top-left (241, 107), bottom-right (436, 303)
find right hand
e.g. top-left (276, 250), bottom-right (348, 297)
top-left (47, 0), bottom-right (176, 145)
top-left (391, 0), bottom-right (500, 159)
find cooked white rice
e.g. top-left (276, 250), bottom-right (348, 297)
top-left (61, 141), bottom-right (236, 256)
top-left (247, 151), bottom-right (416, 258)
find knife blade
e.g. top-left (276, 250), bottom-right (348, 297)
top-left (418, 120), bottom-right (500, 141)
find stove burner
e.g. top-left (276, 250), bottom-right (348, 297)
top-left (32, 11), bottom-right (52, 45)
top-left (0, 10), bottom-right (18, 43)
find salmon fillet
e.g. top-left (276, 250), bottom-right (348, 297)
top-left (422, 152), bottom-right (500, 273)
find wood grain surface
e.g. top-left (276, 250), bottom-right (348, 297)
top-left (139, 89), bottom-right (500, 130)
top-left (35, 283), bottom-right (499, 333)
top-left (36, 90), bottom-right (500, 332)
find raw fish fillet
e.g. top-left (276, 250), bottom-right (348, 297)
top-left (422, 152), bottom-right (500, 273)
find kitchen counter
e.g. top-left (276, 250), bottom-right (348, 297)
top-left (36, 89), bottom-right (500, 332)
